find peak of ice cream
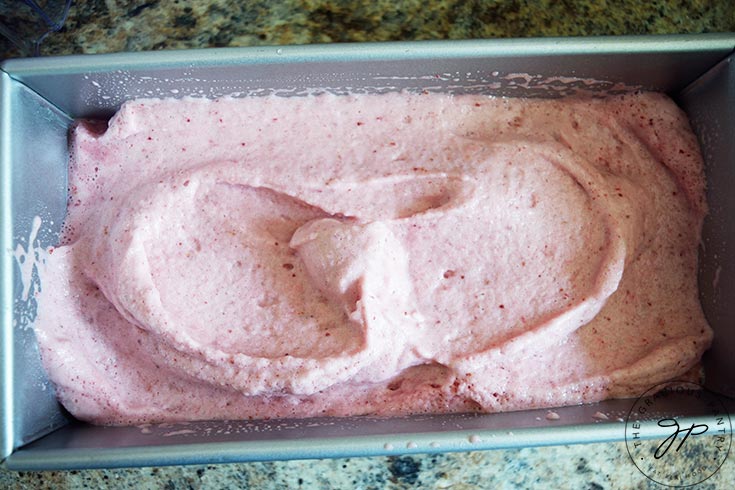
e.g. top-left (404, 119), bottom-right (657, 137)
top-left (33, 91), bottom-right (712, 425)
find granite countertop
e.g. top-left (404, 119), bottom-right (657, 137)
top-left (2, 0), bottom-right (735, 57)
top-left (1, 1), bottom-right (734, 489)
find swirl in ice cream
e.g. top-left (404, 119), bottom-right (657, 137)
top-left (34, 91), bottom-right (712, 424)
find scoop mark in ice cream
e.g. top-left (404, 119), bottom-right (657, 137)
top-left (33, 91), bottom-right (712, 424)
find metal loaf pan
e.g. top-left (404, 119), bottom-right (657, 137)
top-left (1, 34), bottom-right (734, 470)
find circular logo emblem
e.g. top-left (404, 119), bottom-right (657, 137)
top-left (625, 381), bottom-right (732, 487)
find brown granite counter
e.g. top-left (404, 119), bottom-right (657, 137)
top-left (1, 0), bottom-right (734, 58)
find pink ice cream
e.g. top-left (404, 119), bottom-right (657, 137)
top-left (34, 91), bottom-right (712, 425)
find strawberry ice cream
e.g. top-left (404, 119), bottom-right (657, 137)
top-left (33, 91), bottom-right (712, 425)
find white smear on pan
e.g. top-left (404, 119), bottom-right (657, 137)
top-left (592, 411), bottom-right (609, 421)
top-left (162, 429), bottom-right (197, 437)
top-left (713, 265), bottom-right (722, 291)
top-left (545, 411), bottom-right (560, 421)
top-left (14, 216), bottom-right (42, 301)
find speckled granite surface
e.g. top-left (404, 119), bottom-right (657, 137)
top-left (1, 440), bottom-right (733, 489)
top-left (1, 0), bottom-right (734, 58)
top-left (1, 1), bottom-right (734, 488)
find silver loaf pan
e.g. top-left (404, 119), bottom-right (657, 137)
top-left (1, 34), bottom-right (734, 470)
